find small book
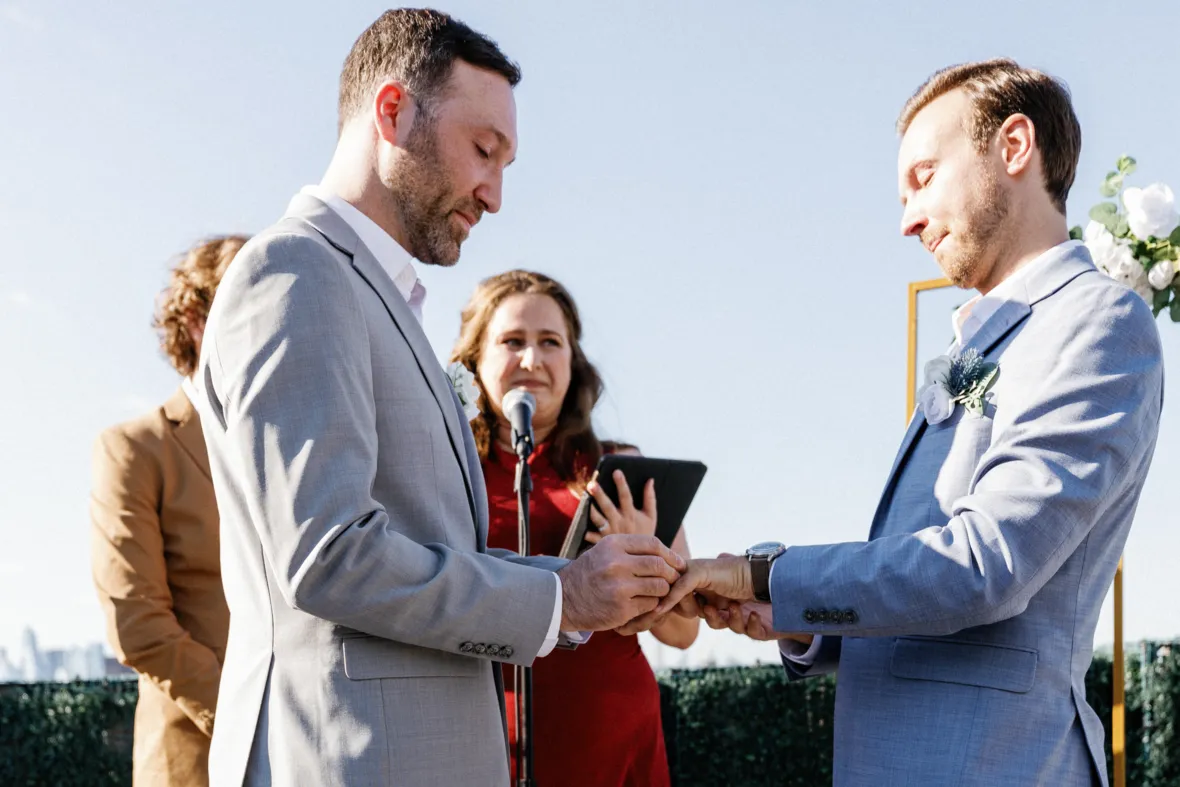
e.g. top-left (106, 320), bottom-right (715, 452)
top-left (559, 455), bottom-right (707, 560)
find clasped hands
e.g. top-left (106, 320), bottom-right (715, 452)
top-left (561, 547), bottom-right (811, 646)
top-left (556, 473), bottom-right (806, 644)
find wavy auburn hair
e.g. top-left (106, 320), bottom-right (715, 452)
top-left (153, 235), bottom-right (248, 376)
top-left (451, 270), bottom-right (619, 483)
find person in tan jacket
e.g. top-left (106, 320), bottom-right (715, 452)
top-left (91, 235), bottom-right (246, 785)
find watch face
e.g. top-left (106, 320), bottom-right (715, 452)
top-left (747, 541), bottom-right (786, 557)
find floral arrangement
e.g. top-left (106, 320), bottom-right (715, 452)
top-left (1071, 156), bottom-right (1180, 321)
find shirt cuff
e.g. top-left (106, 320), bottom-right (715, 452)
top-left (780, 635), bottom-right (823, 665)
top-left (536, 574), bottom-right (563, 658)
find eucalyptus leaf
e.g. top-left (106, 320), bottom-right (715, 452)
top-left (1171, 226), bottom-right (1180, 246)
top-left (1089, 203), bottom-right (1120, 233)
top-left (1117, 155), bottom-right (1138, 176)
top-left (1069, 225), bottom-right (1083, 241)
top-left (1154, 288), bottom-right (1172, 311)
top-left (1100, 172), bottom-right (1123, 198)
top-left (1114, 216), bottom-right (1131, 238)
top-left (1171, 298), bottom-right (1180, 323)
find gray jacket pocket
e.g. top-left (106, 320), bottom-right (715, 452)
top-left (889, 637), bottom-right (1037, 694)
top-left (342, 636), bottom-right (480, 680)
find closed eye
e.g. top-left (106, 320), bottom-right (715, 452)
top-left (475, 143), bottom-right (490, 160)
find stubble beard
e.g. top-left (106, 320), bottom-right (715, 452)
top-left (383, 120), bottom-right (463, 267)
top-left (940, 170), bottom-right (1011, 290)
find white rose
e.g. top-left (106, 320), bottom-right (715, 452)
top-left (923, 355), bottom-right (953, 387)
top-left (1148, 259), bottom-right (1177, 291)
top-left (1123, 183), bottom-right (1179, 240)
top-left (918, 383), bottom-right (955, 425)
top-left (1083, 221), bottom-right (1126, 273)
top-left (1105, 251), bottom-right (1153, 304)
top-left (446, 361), bottom-right (481, 421)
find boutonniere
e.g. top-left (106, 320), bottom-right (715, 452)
top-left (918, 349), bottom-right (999, 425)
top-left (447, 362), bottom-right (481, 422)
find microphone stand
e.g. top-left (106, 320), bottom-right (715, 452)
top-left (513, 433), bottom-right (535, 787)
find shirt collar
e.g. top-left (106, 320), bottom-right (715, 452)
top-left (952, 239), bottom-right (1083, 348)
top-left (299, 184), bottom-right (420, 304)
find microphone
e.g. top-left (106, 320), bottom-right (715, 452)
top-left (501, 388), bottom-right (537, 459)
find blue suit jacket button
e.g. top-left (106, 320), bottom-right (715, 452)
top-left (803, 609), bottom-right (817, 623)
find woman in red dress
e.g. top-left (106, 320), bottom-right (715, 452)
top-left (450, 270), bottom-right (698, 786)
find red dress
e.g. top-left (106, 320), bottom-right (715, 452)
top-left (483, 442), bottom-right (671, 787)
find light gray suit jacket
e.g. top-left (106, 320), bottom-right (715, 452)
top-left (196, 194), bottom-right (566, 786)
top-left (772, 243), bottom-right (1164, 786)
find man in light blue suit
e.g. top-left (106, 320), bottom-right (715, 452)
top-left (651, 59), bottom-right (1164, 785)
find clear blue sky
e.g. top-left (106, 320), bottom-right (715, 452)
top-left (1, 1), bottom-right (1177, 667)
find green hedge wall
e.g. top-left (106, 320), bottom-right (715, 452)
top-left (656, 644), bottom-right (1180, 787)
top-left (2, 644), bottom-right (1177, 786)
top-left (0, 679), bottom-right (137, 786)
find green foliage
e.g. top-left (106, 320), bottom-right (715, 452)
top-left (1091, 201), bottom-right (1120, 233)
top-left (1153, 288), bottom-right (1173, 318)
top-left (5, 650), bottom-right (1180, 787)
top-left (0, 680), bottom-right (137, 786)
top-left (659, 665), bottom-right (835, 786)
top-left (1102, 171), bottom-right (1125, 198)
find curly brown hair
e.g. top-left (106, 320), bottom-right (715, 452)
top-left (450, 270), bottom-right (624, 484)
top-left (153, 235), bottom-right (248, 376)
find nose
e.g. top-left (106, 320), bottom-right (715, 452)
top-left (519, 345), bottom-right (537, 370)
top-left (900, 203), bottom-right (927, 239)
top-left (476, 171), bottom-right (503, 215)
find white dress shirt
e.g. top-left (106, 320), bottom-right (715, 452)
top-left (302, 185), bottom-right (569, 658)
top-left (778, 240), bottom-right (1084, 666)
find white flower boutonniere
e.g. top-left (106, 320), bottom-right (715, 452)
top-left (447, 362), bottom-right (481, 422)
top-left (917, 349), bottom-right (999, 426)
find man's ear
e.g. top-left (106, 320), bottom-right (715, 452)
top-left (997, 113), bottom-right (1035, 177)
top-left (373, 81), bottom-right (418, 147)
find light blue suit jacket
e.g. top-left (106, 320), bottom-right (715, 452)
top-left (771, 243), bottom-right (1164, 785)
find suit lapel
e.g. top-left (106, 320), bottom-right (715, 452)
top-left (869, 243), bottom-right (1097, 539)
top-left (285, 194), bottom-right (479, 531)
top-left (163, 387), bottom-right (212, 481)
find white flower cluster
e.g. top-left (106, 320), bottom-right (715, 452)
top-left (447, 362), bottom-right (481, 421)
top-left (1084, 221), bottom-right (1156, 303)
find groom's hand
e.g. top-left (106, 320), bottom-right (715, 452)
top-left (716, 601), bottom-right (812, 645)
top-left (654, 555), bottom-right (754, 619)
top-left (557, 534), bottom-right (686, 632)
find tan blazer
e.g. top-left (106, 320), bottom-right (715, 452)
top-left (91, 386), bottom-right (229, 786)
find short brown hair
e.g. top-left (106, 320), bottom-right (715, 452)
top-left (153, 235), bottom-right (247, 376)
top-left (337, 8), bottom-right (521, 134)
top-left (897, 58), bottom-right (1082, 214)
top-left (451, 270), bottom-right (622, 484)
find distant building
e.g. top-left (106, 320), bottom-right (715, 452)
top-left (1, 627), bottom-right (131, 682)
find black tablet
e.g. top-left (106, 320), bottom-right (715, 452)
top-left (558, 454), bottom-right (707, 560)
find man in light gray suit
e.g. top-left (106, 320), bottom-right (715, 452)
top-left (195, 10), bottom-right (685, 786)
top-left (650, 59), bottom-right (1164, 785)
